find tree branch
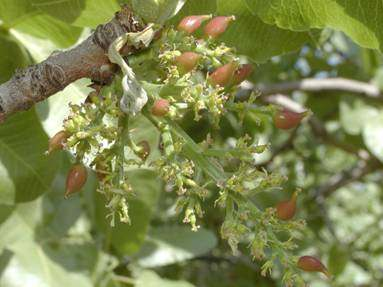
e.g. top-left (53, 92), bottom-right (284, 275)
top-left (242, 77), bottom-right (382, 100)
top-left (258, 92), bottom-right (375, 160)
top-left (308, 117), bottom-right (362, 156)
top-left (0, 5), bottom-right (147, 122)
top-left (316, 160), bottom-right (381, 199)
top-left (261, 93), bottom-right (306, 113)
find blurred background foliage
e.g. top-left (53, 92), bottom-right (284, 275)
top-left (1, 0), bottom-right (383, 286)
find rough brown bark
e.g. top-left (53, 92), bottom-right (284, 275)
top-left (0, 6), bottom-right (146, 122)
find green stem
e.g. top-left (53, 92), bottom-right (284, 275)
top-left (118, 115), bottom-right (130, 183)
top-left (165, 118), bottom-right (227, 183)
top-left (203, 148), bottom-right (254, 158)
top-left (143, 113), bottom-right (261, 214)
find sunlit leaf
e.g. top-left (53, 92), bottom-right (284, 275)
top-left (363, 114), bottom-right (383, 162)
top-left (0, 110), bottom-right (61, 203)
top-left (135, 225), bottom-right (217, 267)
top-left (135, 270), bottom-right (195, 287)
top-left (245, 0), bottom-right (383, 51)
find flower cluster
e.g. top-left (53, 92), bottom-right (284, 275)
top-left (47, 15), bottom-right (326, 286)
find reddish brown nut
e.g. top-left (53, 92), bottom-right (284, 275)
top-left (233, 64), bottom-right (253, 85)
top-left (176, 52), bottom-right (201, 73)
top-left (204, 16), bottom-right (235, 38)
top-left (65, 164), bottom-right (88, 198)
top-left (297, 256), bottom-right (331, 278)
top-left (178, 15), bottom-right (212, 34)
top-left (151, 99), bottom-right (170, 117)
top-left (48, 130), bottom-right (69, 154)
top-left (274, 109), bottom-right (306, 130)
top-left (276, 193), bottom-right (297, 220)
top-left (209, 62), bottom-right (237, 87)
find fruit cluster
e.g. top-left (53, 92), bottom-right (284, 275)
top-left (47, 15), bottom-right (325, 286)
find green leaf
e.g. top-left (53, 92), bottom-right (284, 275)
top-left (36, 79), bottom-right (90, 136)
top-left (0, 205), bottom-right (13, 226)
top-left (30, 0), bottom-right (120, 28)
top-left (0, 241), bottom-right (95, 287)
top-left (0, 198), bottom-right (46, 252)
top-left (135, 270), bottom-right (195, 287)
top-left (0, 110), bottom-right (61, 204)
top-left (41, 154), bottom-right (98, 238)
top-left (95, 168), bottom-right (162, 255)
top-left (135, 225), bottom-right (217, 267)
top-left (362, 113), bottom-right (383, 163)
top-left (132, 0), bottom-right (186, 24)
top-left (0, 1), bottom-right (37, 27)
top-left (217, 0), bottom-right (313, 62)
top-left (171, 0), bottom-right (216, 22)
top-left (245, 0), bottom-right (383, 51)
top-left (0, 30), bottom-right (30, 84)
top-left (71, 0), bottom-right (121, 28)
top-left (328, 244), bottom-right (349, 276)
top-left (0, 162), bottom-right (111, 287)
top-left (340, 99), bottom-right (379, 136)
top-left (13, 13), bottom-right (82, 48)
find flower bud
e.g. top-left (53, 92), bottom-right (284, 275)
top-left (85, 91), bottom-right (99, 104)
top-left (65, 164), bottom-right (87, 198)
top-left (274, 109), bottom-right (306, 130)
top-left (276, 193), bottom-right (297, 220)
top-left (209, 62), bottom-right (237, 87)
top-left (297, 256), bottom-right (330, 278)
top-left (151, 99), bottom-right (170, 117)
top-left (204, 16), bottom-right (235, 38)
top-left (137, 140), bottom-right (151, 160)
top-left (178, 15), bottom-right (212, 34)
top-left (176, 52), bottom-right (201, 73)
top-left (233, 64), bottom-right (253, 85)
top-left (95, 161), bottom-right (107, 181)
top-left (48, 130), bottom-right (69, 154)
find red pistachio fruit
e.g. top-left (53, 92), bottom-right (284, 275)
top-left (65, 164), bottom-right (88, 198)
top-left (297, 256), bottom-right (331, 278)
top-left (233, 64), bottom-right (253, 85)
top-left (204, 16), bottom-right (235, 38)
top-left (151, 99), bottom-right (170, 117)
top-left (273, 109), bottom-right (306, 130)
top-left (178, 15), bottom-right (212, 34)
top-left (176, 52), bottom-right (201, 73)
top-left (276, 193), bottom-right (297, 220)
top-left (209, 62), bottom-right (237, 87)
top-left (48, 130), bottom-right (69, 154)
